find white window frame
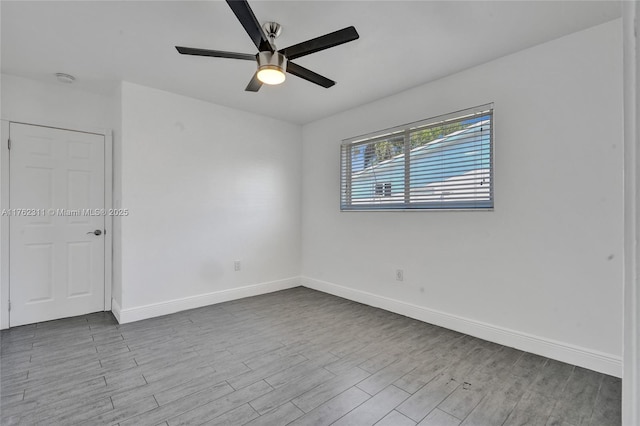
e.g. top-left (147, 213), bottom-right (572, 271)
top-left (340, 104), bottom-right (494, 211)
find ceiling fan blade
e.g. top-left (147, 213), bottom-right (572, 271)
top-left (226, 0), bottom-right (274, 52)
top-left (175, 46), bottom-right (256, 61)
top-left (280, 26), bottom-right (359, 60)
top-left (245, 73), bottom-right (263, 92)
top-left (286, 62), bottom-right (335, 88)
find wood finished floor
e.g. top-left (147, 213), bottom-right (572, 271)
top-left (1, 287), bottom-right (621, 426)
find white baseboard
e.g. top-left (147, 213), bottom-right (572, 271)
top-left (111, 297), bottom-right (122, 323)
top-left (109, 275), bottom-right (622, 377)
top-left (115, 277), bottom-right (301, 324)
top-left (301, 276), bottom-right (622, 378)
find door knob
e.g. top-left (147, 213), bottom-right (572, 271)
top-left (87, 229), bottom-right (102, 236)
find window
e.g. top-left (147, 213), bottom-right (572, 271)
top-left (375, 182), bottom-right (392, 197)
top-left (340, 104), bottom-right (493, 211)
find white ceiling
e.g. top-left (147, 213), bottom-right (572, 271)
top-left (1, 1), bottom-right (621, 124)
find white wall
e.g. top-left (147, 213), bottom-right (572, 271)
top-left (116, 82), bottom-right (302, 321)
top-left (1, 74), bottom-right (114, 132)
top-left (622, 2), bottom-right (639, 423)
top-left (112, 83), bottom-right (123, 311)
top-left (0, 74), bottom-right (115, 329)
top-left (301, 20), bottom-right (623, 375)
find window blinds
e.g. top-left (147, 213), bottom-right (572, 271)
top-left (341, 104), bottom-right (494, 211)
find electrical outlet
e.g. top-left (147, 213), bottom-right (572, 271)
top-left (234, 260), bottom-right (241, 271)
top-left (396, 269), bottom-right (404, 281)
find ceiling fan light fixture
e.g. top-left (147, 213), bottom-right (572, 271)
top-left (257, 51), bottom-right (287, 85)
top-left (257, 67), bottom-right (285, 85)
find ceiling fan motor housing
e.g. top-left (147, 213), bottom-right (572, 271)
top-left (258, 51), bottom-right (287, 73)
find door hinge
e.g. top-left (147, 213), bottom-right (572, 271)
top-left (8, 300), bottom-right (11, 312)
top-left (7, 139), bottom-right (11, 150)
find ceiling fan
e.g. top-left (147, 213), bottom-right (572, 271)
top-left (175, 0), bottom-right (359, 92)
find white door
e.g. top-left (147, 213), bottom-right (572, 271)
top-left (9, 123), bottom-right (105, 326)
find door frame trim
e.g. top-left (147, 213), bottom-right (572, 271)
top-left (1, 120), bottom-right (8, 330)
top-left (0, 119), bottom-right (113, 329)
